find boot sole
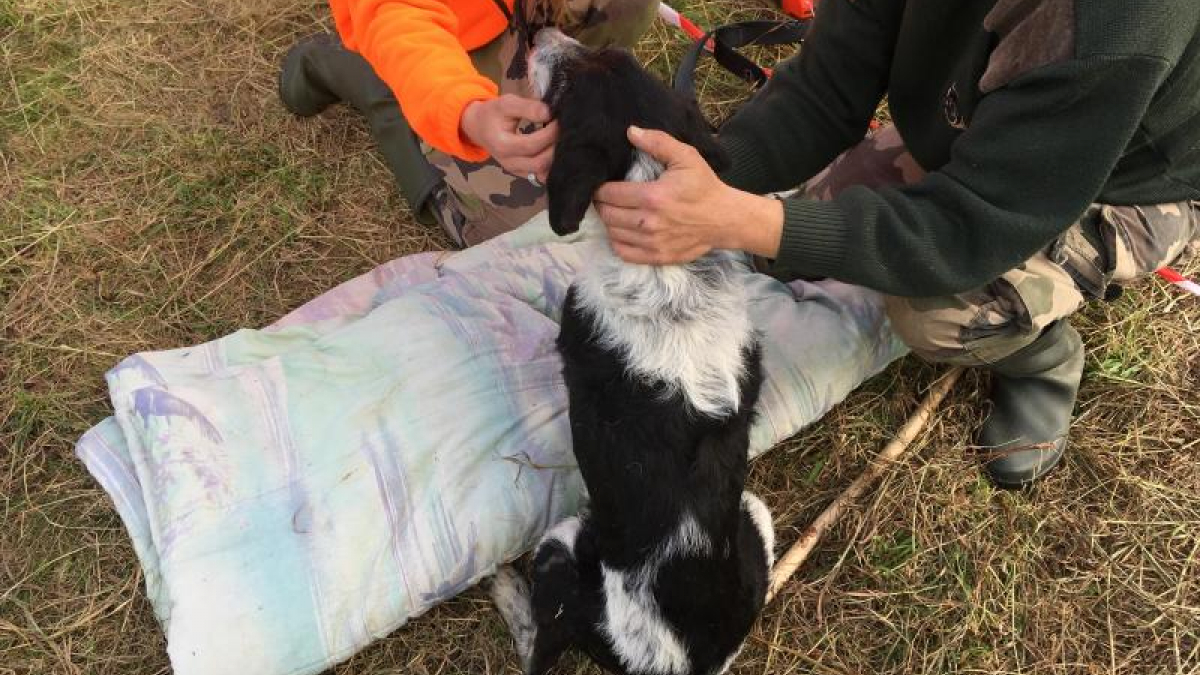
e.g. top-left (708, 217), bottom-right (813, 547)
top-left (984, 444), bottom-right (1066, 490)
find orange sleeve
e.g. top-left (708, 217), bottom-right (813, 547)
top-left (329, 0), bottom-right (496, 161)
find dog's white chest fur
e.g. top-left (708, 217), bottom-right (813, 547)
top-left (574, 152), bottom-right (753, 418)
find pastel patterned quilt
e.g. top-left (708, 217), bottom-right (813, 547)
top-left (76, 212), bottom-right (906, 675)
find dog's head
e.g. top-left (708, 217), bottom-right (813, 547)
top-left (528, 28), bottom-right (730, 235)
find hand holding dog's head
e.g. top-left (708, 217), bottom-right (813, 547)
top-left (528, 29), bottom-right (729, 235)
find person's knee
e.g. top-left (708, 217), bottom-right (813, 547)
top-left (886, 296), bottom-right (975, 365)
top-left (597, 0), bottom-right (659, 14)
top-left (885, 295), bottom-right (1039, 367)
top-left (568, 0), bottom-right (657, 48)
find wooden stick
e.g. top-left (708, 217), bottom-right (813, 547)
top-left (766, 366), bottom-right (965, 603)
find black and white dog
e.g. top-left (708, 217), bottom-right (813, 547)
top-left (489, 28), bottom-right (774, 675)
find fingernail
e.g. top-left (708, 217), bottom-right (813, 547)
top-left (629, 126), bottom-right (644, 138)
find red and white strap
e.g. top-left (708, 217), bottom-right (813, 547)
top-left (1157, 267), bottom-right (1200, 297)
top-left (656, 3), bottom-right (706, 40)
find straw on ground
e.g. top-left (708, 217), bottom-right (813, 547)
top-left (2, 1), bottom-right (1198, 673)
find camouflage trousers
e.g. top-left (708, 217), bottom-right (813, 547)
top-left (426, 0), bottom-right (659, 247)
top-left (806, 125), bottom-right (1198, 366)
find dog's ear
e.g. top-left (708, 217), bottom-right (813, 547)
top-left (543, 65), bottom-right (633, 235)
top-left (546, 141), bottom-right (615, 235)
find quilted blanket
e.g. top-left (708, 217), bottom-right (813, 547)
top-left (76, 212), bottom-right (906, 675)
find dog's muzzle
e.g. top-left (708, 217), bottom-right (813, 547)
top-left (528, 28), bottom-right (583, 100)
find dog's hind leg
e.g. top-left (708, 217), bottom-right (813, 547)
top-left (489, 565), bottom-right (538, 671)
top-left (741, 491), bottom-right (775, 568)
top-left (525, 517), bottom-right (586, 675)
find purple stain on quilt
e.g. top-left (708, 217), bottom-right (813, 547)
top-left (181, 444), bottom-right (231, 498)
top-left (533, 249), bottom-right (580, 319)
top-left (254, 374), bottom-right (319, 547)
top-left (363, 430), bottom-right (417, 598)
top-left (111, 354), bottom-right (168, 388)
top-left (292, 504), bottom-right (313, 534)
top-left (420, 521), bottom-right (479, 603)
top-left (132, 388), bottom-right (224, 443)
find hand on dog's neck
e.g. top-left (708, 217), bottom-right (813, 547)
top-left (624, 149), bottom-right (664, 184)
top-left (575, 148), bottom-right (753, 417)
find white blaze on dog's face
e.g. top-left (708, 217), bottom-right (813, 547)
top-left (528, 27), bottom-right (584, 103)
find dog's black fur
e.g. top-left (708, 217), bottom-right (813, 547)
top-left (541, 46), bottom-right (729, 236)
top-left (489, 33), bottom-right (772, 675)
top-left (535, 332), bottom-right (768, 675)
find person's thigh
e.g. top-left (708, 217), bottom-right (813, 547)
top-left (803, 124), bottom-right (927, 198)
top-left (886, 201), bottom-right (1198, 366)
top-left (565, 0), bottom-right (659, 52)
top-left (425, 152), bottom-right (548, 246)
top-left (885, 253), bottom-right (1085, 367)
top-left (805, 126), bottom-right (1196, 365)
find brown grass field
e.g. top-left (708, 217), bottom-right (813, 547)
top-left (3, 0), bottom-right (1199, 673)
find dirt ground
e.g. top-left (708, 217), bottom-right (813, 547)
top-left (3, 0), bottom-right (1198, 673)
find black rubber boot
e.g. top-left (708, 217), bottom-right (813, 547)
top-left (278, 33), bottom-right (346, 117)
top-left (278, 33), bottom-right (443, 225)
top-left (978, 320), bottom-right (1085, 489)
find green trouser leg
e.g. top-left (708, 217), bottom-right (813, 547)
top-left (977, 320), bottom-right (1085, 489)
top-left (278, 34), bottom-right (440, 225)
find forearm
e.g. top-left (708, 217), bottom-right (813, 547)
top-left (330, 0), bottom-right (497, 160)
top-left (760, 56), bottom-right (1168, 297)
top-left (718, 0), bottom-right (902, 193)
top-left (716, 188), bottom-right (784, 259)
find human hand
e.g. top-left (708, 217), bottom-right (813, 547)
top-left (593, 126), bottom-right (783, 265)
top-left (460, 94), bottom-right (558, 182)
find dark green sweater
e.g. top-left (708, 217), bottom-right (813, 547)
top-left (719, 0), bottom-right (1200, 296)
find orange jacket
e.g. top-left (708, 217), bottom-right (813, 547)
top-left (329, 0), bottom-right (515, 161)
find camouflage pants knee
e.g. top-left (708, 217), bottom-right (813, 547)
top-left (427, 0), bottom-right (659, 247)
top-left (806, 125), bottom-right (1199, 366)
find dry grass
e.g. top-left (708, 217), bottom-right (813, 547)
top-left (2, 0), bottom-right (1198, 673)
